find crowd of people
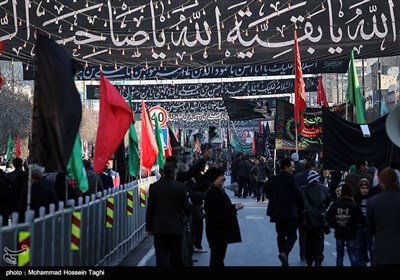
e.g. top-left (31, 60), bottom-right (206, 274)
top-left (2, 146), bottom-right (400, 268)
top-left (0, 157), bottom-right (119, 224)
top-left (146, 146), bottom-right (400, 267)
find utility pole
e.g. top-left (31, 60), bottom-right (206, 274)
top-left (11, 59), bottom-right (15, 94)
top-left (377, 58), bottom-right (382, 117)
top-left (362, 59), bottom-right (365, 98)
top-left (336, 73), bottom-right (339, 104)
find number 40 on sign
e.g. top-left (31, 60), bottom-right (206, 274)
top-left (149, 106), bottom-right (169, 128)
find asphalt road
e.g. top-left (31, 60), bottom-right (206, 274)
top-left (121, 180), bottom-right (353, 267)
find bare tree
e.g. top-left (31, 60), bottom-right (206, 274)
top-left (80, 102), bottom-right (99, 143)
top-left (0, 62), bottom-right (33, 159)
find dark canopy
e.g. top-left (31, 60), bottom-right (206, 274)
top-left (0, 0), bottom-right (398, 69)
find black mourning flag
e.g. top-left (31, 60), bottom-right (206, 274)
top-left (167, 125), bottom-right (180, 148)
top-left (254, 131), bottom-right (265, 155)
top-left (208, 126), bottom-right (217, 143)
top-left (222, 94), bottom-right (271, 121)
top-left (30, 35), bottom-right (82, 172)
top-left (114, 140), bottom-right (127, 184)
top-left (323, 108), bottom-right (400, 171)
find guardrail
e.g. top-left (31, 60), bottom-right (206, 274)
top-left (0, 177), bottom-right (156, 266)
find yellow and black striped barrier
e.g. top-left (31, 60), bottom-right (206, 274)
top-left (127, 191), bottom-right (133, 216)
top-left (106, 197), bottom-right (114, 228)
top-left (17, 231), bottom-right (30, 267)
top-left (71, 211), bottom-right (81, 251)
top-left (140, 185), bottom-right (146, 208)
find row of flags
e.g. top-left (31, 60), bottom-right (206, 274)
top-left (26, 34), bottom-right (168, 193)
top-left (4, 29), bottom-right (375, 190)
top-left (294, 30), bottom-right (367, 135)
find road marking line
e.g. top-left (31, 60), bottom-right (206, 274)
top-left (245, 215), bottom-right (265, 219)
top-left (137, 247), bottom-right (155, 266)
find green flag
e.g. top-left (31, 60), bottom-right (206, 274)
top-left (66, 133), bottom-right (88, 193)
top-left (347, 50), bottom-right (366, 124)
top-left (127, 94), bottom-right (139, 177)
top-left (128, 122), bottom-right (139, 177)
top-left (6, 132), bottom-right (13, 161)
top-left (154, 115), bottom-right (165, 168)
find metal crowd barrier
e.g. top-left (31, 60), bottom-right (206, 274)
top-left (0, 177), bottom-right (156, 266)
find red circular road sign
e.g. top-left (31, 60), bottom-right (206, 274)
top-left (149, 106), bottom-right (168, 127)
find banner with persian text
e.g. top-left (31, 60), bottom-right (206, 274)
top-left (1, 0), bottom-right (398, 69)
top-left (23, 59), bottom-right (348, 80)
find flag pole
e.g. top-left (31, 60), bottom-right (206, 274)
top-left (230, 120), bottom-right (241, 146)
top-left (295, 106), bottom-right (299, 155)
top-left (65, 174), bottom-right (68, 204)
top-left (27, 164), bottom-right (32, 211)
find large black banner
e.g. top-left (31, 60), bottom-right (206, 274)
top-left (275, 99), bottom-right (349, 151)
top-left (323, 108), bottom-right (400, 171)
top-left (86, 78), bottom-right (317, 99)
top-left (1, 0), bottom-right (399, 68)
top-left (222, 94), bottom-right (272, 121)
top-left (23, 59), bottom-right (348, 80)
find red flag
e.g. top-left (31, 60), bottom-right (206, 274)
top-left (15, 134), bottom-right (21, 158)
top-left (258, 120), bottom-right (263, 133)
top-left (93, 74), bottom-right (133, 172)
top-left (252, 134), bottom-right (256, 155)
top-left (317, 76), bottom-right (329, 108)
top-left (140, 100), bottom-right (159, 172)
top-left (294, 29), bottom-right (307, 133)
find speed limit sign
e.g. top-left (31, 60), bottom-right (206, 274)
top-left (149, 106), bottom-right (169, 127)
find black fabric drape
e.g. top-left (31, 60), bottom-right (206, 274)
top-left (30, 35), bottom-right (82, 172)
top-left (114, 140), bottom-right (127, 185)
top-left (322, 108), bottom-right (400, 171)
top-left (254, 131), bottom-right (265, 156)
top-left (222, 94), bottom-right (269, 121)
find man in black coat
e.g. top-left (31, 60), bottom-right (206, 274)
top-left (145, 162), bottom-right (191, 267)
top-left (204, 168), bottom-right (243, 267)
top-left (266, 157), bottom-right (304, 266)
top-left (300, 170), bottom-right (331, 267)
